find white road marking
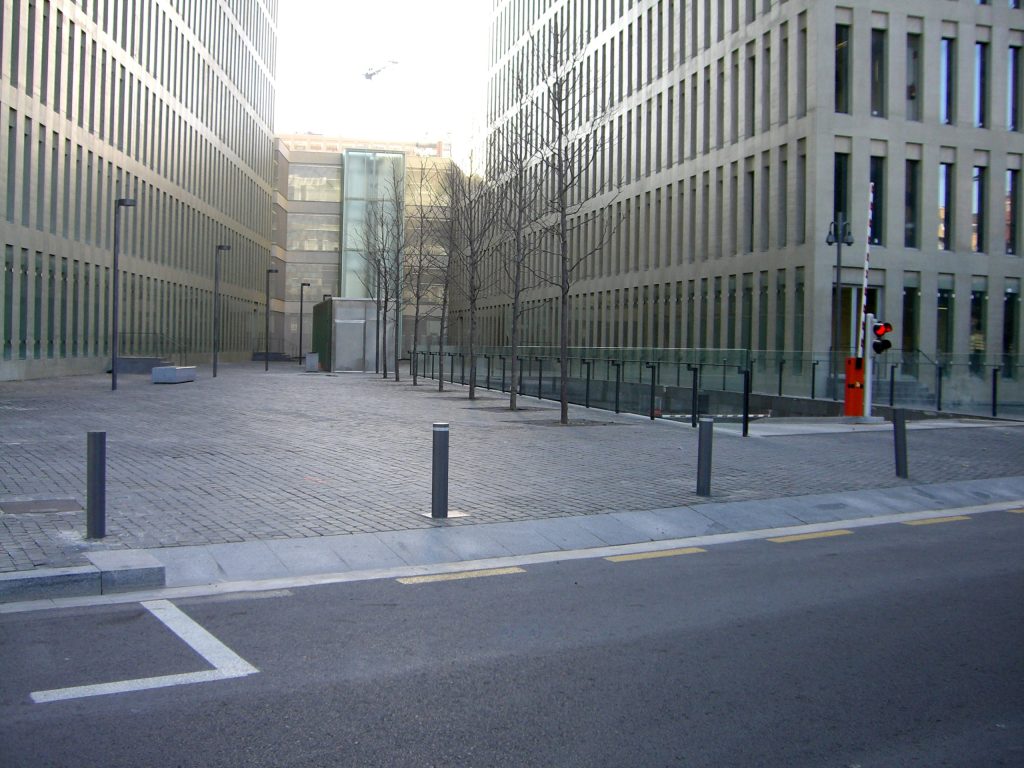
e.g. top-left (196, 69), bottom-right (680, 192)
top-left (30, 599), bottom-right (257, 703)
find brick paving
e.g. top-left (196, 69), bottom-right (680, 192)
top-left (1, 362), bottom-right (1023, 573)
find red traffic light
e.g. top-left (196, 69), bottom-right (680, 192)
top-left (872, 320), bottom-right (893, 353)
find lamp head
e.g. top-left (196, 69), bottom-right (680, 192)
top-left (216, 244), bottom-right (231, 252)
top-left (116, 198), bottom-right (137, 208)
top-left (301, 282), bottom-right (311, 288)
top-left (267, 268), bottom-right (279, 274)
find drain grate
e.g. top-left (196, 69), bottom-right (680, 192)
top-left (0, 499), bottom-right (82, 514)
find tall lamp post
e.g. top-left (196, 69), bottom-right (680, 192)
top-left (212, 244), bottom-right (230, 377)
top-left (110, 197), bottom-right (137, 391)
top-left (298, 281), bottom-right (311, 363)
top-left (265, 267), bottom-right (279, 372)
top-left (825, 214), bottom-right (854, 400)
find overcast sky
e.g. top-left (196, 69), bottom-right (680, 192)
top-left (274, 0), bottom-right (490, 158)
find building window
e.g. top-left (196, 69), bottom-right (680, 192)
top-left (1004, 279), bottom-right (1020, 378)
top-left (287, 213), bottom-right (340, 252)
top-left (780, 25), bottom-right (789, 125)
top-left (834, 152), bottom-right (850, 220)
top-left (940, 38), bottom-right (956, 125)
top-left (902, 276), bottom-right (920, 365)
top-left (775, 269), bottom-right (786, 352)
top-left (972, 166), bottom-right (987, 253)
top-left (871, 29), bottom-right (887, 117)
top-left (745, 168), bottom-right (755, 252)
top-left (905, 159), bottom-right (920, 248)
top-left (745, 46), bottom-right (756, 138)
top-left (793, 267), bottom-right (805, 368)
top-left (1007, 169), bottom-right (1020, 255)
top-left (970, 280), bottom-right (988, 375)
top-left (757, 271), bottom-right (769, 356)
top-left (870, 156), bottom-right (886, 245)
top-left (975, 42), bottom-right (989, 128)
top-left (835, 24), bottom-right (851, 114)
top-left (937, 284), bottom-right (955, 357)
top-left (906, 33), bottom-right (922, 121)
top-left (938, 162), bottom-right (954, 250)
top-left (741, 273), bottom-right (753, 349)
top-left (796, 141), bottom-right (806, 243)
top-left (1009, 46), bottom-right (1021, 132)
top-left (288, 164), bottom-right (342, 202)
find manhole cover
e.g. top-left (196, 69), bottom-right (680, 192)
top-left (0, 499), bottom-right (82, 514)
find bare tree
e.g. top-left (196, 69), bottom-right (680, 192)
top-left (442, 152), bottom-right (498, 400)
top-left (403, 158), bottom-right (450, 386)
top-left (434, 161), bottom-right (463, 392)
top-left (494, 20), bottom-right (616, 423)
top-left (361, 156), bottom-right (405, 381)
top-left (491, 74), bottom-right (548, 411)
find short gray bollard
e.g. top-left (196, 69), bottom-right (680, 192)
top-left (696, 417), bottom-right (713, 497)
top-left (431, 423), bottom-right (449, 519)
top-left (893, 409), bottom-right (909, 479)
top-left (87, 431), bottom-right (106, 538)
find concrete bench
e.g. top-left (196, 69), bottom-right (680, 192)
top-left (152, 365), bottom-right (196, 384)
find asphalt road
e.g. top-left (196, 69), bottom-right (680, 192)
top-left (2, 511), bottom-right (1022, 767)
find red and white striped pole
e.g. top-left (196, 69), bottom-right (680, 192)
top-left (861, 184), bottom-right (875, 417)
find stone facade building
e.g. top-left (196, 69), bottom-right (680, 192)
top-left (0, 0), bottom-right (278, 380)
top-left (472, 0), bottom-right (1023, 390)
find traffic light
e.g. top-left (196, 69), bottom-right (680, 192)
top-left (872, 321), bottom-right (893, 354)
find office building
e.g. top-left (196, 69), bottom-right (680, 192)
top-left (474, 0), bottom-right (1023, 393)
top-left (0, 0), bottom-right (277, 380)
top-left (273, 134), bottom-right (454, 361)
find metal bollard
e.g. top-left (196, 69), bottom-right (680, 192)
top-left (431, 423), bottom-right (449, 519)
top-left (696, 418), bottom-right (714, 497)
top-left (646, 362), bottom-right (657, 419)
top-left (87, 431), bottom-right (107, 539)
top-left (893, 409), bottom-right (909, 479)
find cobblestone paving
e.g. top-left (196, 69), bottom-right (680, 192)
top-left (1, 362), bottom-right (1023, 572)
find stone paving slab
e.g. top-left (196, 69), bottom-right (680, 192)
top-left (1, 362), bottom-right (1023, 595)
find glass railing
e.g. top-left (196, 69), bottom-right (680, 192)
top-left (409, 345), bottom-right (1024, 420)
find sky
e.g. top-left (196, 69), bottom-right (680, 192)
top-left (274, 0), bottom-right (491, 160)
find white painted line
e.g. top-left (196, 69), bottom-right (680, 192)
top-left (31, 670), bottom-right (231, 704)
top-left (30, 600), bottom-right (257, 703)
top-left (144, 600), bottom-right (257, 677)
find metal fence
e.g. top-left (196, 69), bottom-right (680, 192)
top-left (410, 346), bottom-right (1024, 420)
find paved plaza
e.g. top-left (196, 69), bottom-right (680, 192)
top-left (1, 362), bottom-right (1023, 579)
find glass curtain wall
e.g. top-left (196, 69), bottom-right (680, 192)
top-left (341, 151), bottom-right (405, 299)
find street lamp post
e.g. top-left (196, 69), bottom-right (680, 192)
top-left (110, 197), bottom-right (137, 391)
top-left (826, 214), bottom-right (854, 400)
top-left (212, 244), bottom-right (230, 378)
top-left (298, 281), bottom-right (311, 363)
top-left (265, 268), bottom-right (279, 372)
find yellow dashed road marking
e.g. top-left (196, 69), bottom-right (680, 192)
top-left (902, 515), bottom-right (971, 526)
top-left (1008, 508), bottom-right (1024, 514)
top-left (397, 567), bottom-right (525, 585)
top-left (605, 547), bottom-right (706, 563)
top-left (767, 529), bottom-right (853, 544)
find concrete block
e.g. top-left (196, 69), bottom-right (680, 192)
top-left (152, 366), bottom-right (196, 384)
top-left (0, 566), bottom-right (100, 603)
top-left (86, 550), bottom-right (166, 593)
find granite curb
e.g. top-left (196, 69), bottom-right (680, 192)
top-left (4, 476), bottom-right (1021, 605)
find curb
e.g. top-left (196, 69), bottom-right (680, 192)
top-left (0, 551), bottom-right (165, 603)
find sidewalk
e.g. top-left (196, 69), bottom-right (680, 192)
top-left (2, 362), bottom-right (1023, 602)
